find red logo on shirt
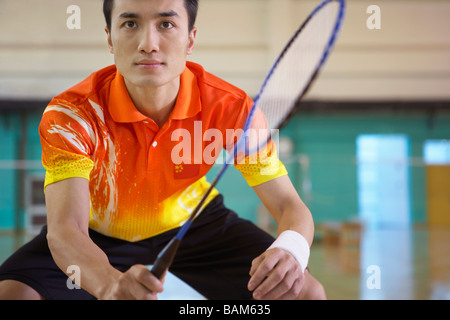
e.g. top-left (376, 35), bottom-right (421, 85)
top-left (174, 164), bottom-right (200, 179)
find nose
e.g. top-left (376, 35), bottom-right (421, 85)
top-left (138, 24), bottom-right (159, 53)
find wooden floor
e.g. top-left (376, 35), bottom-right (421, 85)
top-left (1, 225), bottom-right (449, 300)
top-left (311, 225), bottom-right (450, 300)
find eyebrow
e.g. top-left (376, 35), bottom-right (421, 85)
top-left (118, 10), bottom-right (179, 20)
top-left (157, 10), bottom-right (179, 19)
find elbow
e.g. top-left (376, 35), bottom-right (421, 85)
top-left (45, 222), bottom-right (86, 272)
top-left (45, 223), bottom-right (78, 262)
top-left (46, 227), bottom-right (61, 258)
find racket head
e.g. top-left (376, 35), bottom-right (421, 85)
top-left (234, 0), bottom-right (346, 159)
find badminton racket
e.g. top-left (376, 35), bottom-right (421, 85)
top-left (151, 0), bottom-right (346, 279)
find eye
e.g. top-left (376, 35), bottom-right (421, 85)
top-left (123, 21), bottom-right (137, 29)
top-left (160, 21), bottom-right (174, 30)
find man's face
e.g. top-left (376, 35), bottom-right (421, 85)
top-left (106, 0), bottom-right (196, 90)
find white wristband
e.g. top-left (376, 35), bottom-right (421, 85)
top-left (267, 230), bottom-right (310, 273)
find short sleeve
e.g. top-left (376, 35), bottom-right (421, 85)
top-left (229, 98), bottom-right (288, 187)
top-left (234, 140), bottom-right (288, 187)
top-left (39, 100), bottom-right (95, 188)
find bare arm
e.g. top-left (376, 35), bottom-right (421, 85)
top-left (248, 175), bottom-right (314, 300)
top-left (45, 178), bottom-right (164, 299)
top-left (254, 175), bottom-right (314, 243)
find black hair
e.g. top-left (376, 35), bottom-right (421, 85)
top-left (103, 0), bottom-right (199, 32)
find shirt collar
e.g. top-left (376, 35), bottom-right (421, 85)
top-left (109, 65), bottom-right (201, 123)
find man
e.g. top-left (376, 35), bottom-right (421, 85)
top-left (0, 0), bottom-right (325, 300)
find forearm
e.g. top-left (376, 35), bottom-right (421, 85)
top-left (253, 175), bottom-right (314, 246)
top-left (275, 198), bottom-right (314, 246)
top-left (47, 223), bottom-right (121, 298)
top-left (45, 178), bottom-right (121, 298)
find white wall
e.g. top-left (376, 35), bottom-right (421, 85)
top-left (0, 0), bottom-right (449, 100)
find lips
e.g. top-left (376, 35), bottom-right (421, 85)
top-left (136, 59), bottom-right (164, 69)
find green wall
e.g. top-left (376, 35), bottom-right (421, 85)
top-left (0, 111), bottom-right (45, 229)
top-left (0, 114), bottom-right (20, 228)
top-left (1, 107), bottom-right (449, 229)
top-left (210, 109), bottom-right (450, 225)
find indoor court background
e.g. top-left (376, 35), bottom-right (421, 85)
top-left (1, 0), bottom-right (449, 300)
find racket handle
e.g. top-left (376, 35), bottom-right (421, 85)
top-left (151, 238), bottom-right (181, 279)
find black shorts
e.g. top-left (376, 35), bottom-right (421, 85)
top-left (0, 195), bottom-right (275, 300)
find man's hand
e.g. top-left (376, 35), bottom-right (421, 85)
top-left (248, 248), bottom-right (305, 300)
top-left (100, 265), bottom-right (165, 300)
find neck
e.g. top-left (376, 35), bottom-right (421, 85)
top-left (124, 77), bottom-right (180, 128)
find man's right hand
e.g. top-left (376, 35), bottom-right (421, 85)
top-left (45, 178), bottom-right (166, 300)
top-left (100, 265), bottom-right (165, 300)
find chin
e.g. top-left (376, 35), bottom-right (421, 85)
top-left (128, 75), bottom-right (168, 89)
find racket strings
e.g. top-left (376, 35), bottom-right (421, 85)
top-left (252, 1), bottom-right (341, 135)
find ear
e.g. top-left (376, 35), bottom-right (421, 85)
top-left (186, 27), bottom-right (197, 55)
top-left (105, 26), bottom-right (114, 54)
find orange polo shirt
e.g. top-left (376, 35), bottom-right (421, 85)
top-left (39, 62), bottom-right (287, 241)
